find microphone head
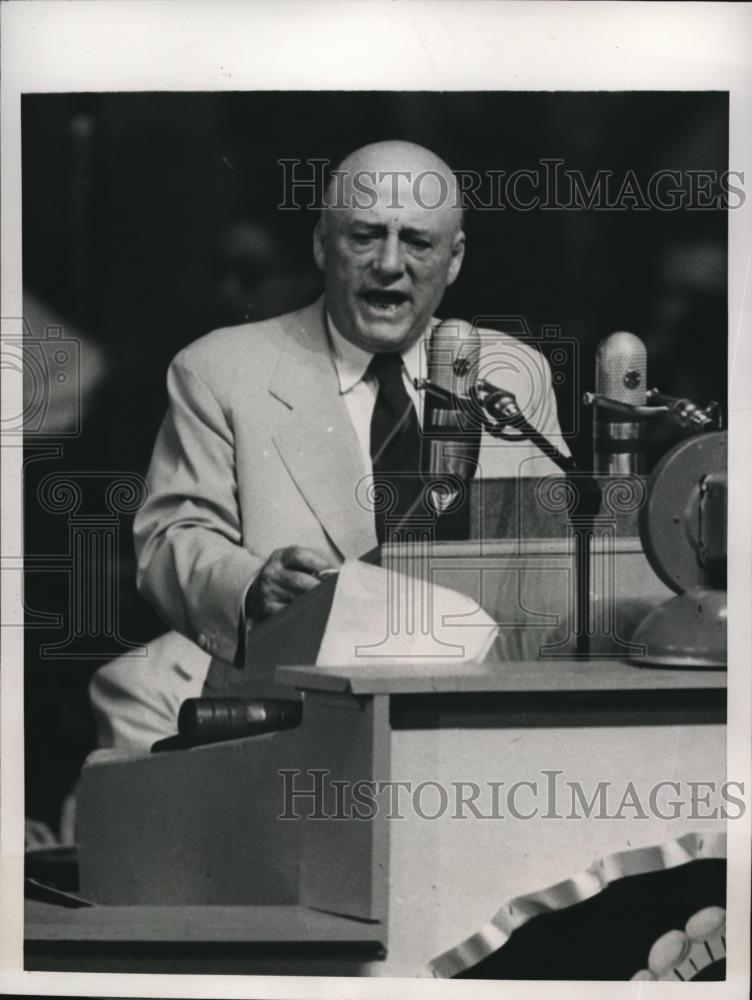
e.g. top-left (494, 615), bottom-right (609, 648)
top-left (427, 319), bottom-right (480, 402)
top-left (423, 319), bottom-right (482, 511)
top-left (595, 331), bottom-right (647, 406)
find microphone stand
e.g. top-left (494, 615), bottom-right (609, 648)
top-left (415, 378), bottom-right (602, 657)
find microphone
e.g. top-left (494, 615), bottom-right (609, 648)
top-left (415, 324), bottom-right (574, 475)
top-left (421, 318), bottom-right (482, 514)
top-left (481, 386), bottom-right (523, 424)
top-left (593, 331), bottom-right (647, 474)
top-left (646, 391), bottom-right (721, 432)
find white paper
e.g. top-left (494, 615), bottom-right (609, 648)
top-left (316, 559), bottom-right (498, 666)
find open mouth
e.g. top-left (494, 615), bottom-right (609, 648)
top-left (360, 289), bottom-right (410, 313)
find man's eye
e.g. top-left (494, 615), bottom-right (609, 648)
top-left (406, 237), bottom-right (431, 250)
top-left (351, 232), bottom-right (374, 244)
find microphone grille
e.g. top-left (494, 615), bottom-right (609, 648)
top-left (595, 331), bottom-right (647, 405)
top-left (428, 319), bottom-right (480, 398)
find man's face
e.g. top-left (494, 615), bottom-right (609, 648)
top-left (313, 171), bottom-right (465, 353)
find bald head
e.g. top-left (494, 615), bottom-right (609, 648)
top-left (321, 140), bottom-right (463, 235)
top-left (314, 140), bottom-right (466, 353)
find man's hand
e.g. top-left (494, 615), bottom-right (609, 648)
top-left (245, 546), bottom-right (337, 620)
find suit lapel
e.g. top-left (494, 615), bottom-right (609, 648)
top-left (269, 298), bottom-right (377, 559)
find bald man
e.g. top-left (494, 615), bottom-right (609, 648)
top-left (92, 142), bottom-right (567, 746)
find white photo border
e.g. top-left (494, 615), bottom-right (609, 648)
top-left (2, 2), bottom-right (750, 998)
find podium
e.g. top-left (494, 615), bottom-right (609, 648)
top-left (204, 474), bottom-right (670, 698)
top-left (30, 476), bottom-right (727, 976)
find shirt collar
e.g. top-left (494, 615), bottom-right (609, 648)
top-left (326, 311), bottom-right (430, 394)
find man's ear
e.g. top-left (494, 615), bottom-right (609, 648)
top-left (445, 230), bottom-right (466, 288)
top-left (312, 218), bottom-right (326, 272)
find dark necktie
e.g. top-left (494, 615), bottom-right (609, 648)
top-left (368, 352), bottom-right (423, 544)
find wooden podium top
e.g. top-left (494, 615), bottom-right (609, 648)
top-left (276, 659), bottom-right (726, 728)
top-left (276, 658), bottom-right (727, 697)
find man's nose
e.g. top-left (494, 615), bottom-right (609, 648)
top-left (373, 233), bottom-right (405, 279)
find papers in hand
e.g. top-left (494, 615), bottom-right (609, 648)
top-left (316, 559), bottom-right (498, 667)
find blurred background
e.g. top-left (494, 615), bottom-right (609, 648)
top-left (20, 90), bottom-right (728, 834)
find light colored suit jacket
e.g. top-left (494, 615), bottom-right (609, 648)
top-left (134, 296), bottom-right (568, 665)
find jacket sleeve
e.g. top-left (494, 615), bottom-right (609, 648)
top-left (133, 352), bottom-right (262, 666)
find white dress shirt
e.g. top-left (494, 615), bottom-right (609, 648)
top-left (326, 311), bottom-right (429, 473)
